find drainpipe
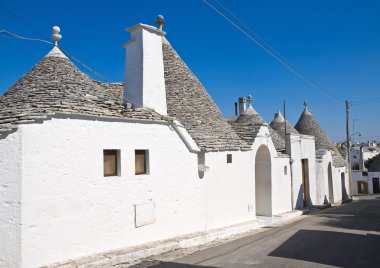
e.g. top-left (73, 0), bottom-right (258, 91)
top-left (290, 158), bottom-right (295, 210)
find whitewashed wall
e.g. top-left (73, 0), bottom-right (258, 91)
top-left (20, 117), bottom-right (206, 268)
top-left (204, 151), bottom-right (255, 229)
top-left (315, 150), bottom-right (332, 205)
top-left (352, 171), bottom-right (380, 195)
top-left (286, 134), bottom-right (316, 208)
top-left (315, 150), bottom-right (347, 205)
top-left (272, 156), bottom-right (292, 215)
top-left (252, 126), bottom-right (292, 216)
top-left (0, 130), bottom-right (22, 268)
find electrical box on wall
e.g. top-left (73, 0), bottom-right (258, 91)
top-left (134, 201), bottom-right (156, 228)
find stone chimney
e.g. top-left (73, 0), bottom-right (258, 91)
top-left (123, 16), bottom-right (167, 115)
top-left (238, 97), bottom-right (246, 115)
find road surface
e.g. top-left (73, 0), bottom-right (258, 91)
top-left (142, 196), bottom-right (380, 268)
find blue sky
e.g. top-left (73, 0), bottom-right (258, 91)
top-left (1, 0), bottom-right (379, 142)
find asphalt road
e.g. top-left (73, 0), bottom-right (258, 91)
top-left (149, 196), bottom-right (380, 268)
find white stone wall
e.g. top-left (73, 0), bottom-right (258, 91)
top-left (19, 117), bottom-right (206, 268)
top-left (124, 25), bottom-right (167, 115)
top-left (253, 127), bottom-right (292, 216)
top-left (352, 171), bottom-right (380, 195)
top-left (204, 151), bottom-right (255, 229)
top-left (272, 156), bottom-right (292, 215)
top-left (315, 150), bottom-right (348, 205)
top-left (0, 130), bottom-right (22, 267)
top-left (286, 134), bottom-right (317, 208)
top-left (315, 150), bottom-right (332, 205)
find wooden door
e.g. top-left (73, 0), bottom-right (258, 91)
top-left (373, 178), bottom-right (380, 194)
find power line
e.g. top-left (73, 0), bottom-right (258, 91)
top-left (201, 0), bottom-right (343, 104)
top-left (0, 30), bottom-right (109, 83)
top-left (0, 30), bottom-right (175, 122)
top-left (350, 97), bottom-right (380, 106)
top-left (0, 1), bottom-right (44, 36)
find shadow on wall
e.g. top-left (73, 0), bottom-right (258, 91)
top-left (295, 184), bottom-right (314, 209)
top-left (269, 229), bottom-right (380, 268)
top-left (341, 173), bottom-right (349, 201)
top-left (317, 199), bottom-right (380, 232)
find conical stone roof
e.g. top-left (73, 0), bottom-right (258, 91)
top-left (368, 154), bottom-right (380, 172)
top-left (269, 111), bottom-right (299, 140)
top-left (230, 103), bottom-right (286, 152)
top-left (162, 38), bottom-right (250, 152)
top-left (295, 107), bottom-right (346, 167)
top-left (0, 46), bottom-right (164, 133)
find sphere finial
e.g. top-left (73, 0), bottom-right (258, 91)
top-left (156, 15), bottom-right (164, 30)
top-left (51, 26), bottom-right (62, 46)
top-left (247, 95), bottom-right (253, 105)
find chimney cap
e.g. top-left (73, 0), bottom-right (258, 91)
top-left (156, 15), bottom-right (164, 30)
top-left (125, 23), bottom-right (166, 36)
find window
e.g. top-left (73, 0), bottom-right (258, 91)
top-left (284, 166), bottom-right (288, 175)
top-left (135, 150), bottom-right (149, 175)
top-left (362, 171), bottom-right (368, 176)
top-left (227, 154), bottom-right (232, 164)
top-left (104, 150), bottom-right (120, 177)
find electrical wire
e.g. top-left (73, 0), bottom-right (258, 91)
top-left (0, 30), bottom-right (109, 83)
top-left (0, 1), bottom-right (44, 36)
top-left (0, 30), bottom-right (175, 122)
top-left (350, 97), bottom-right (380, 106)
top-left (201, 0), bottom-right (343, 104)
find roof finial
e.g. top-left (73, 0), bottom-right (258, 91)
top-left (51, 26), bottom-right (62, 46)
top-left (247, 95), bottom-right (253, 106)
top-left (304, 99), bottom-right (308, 109)
top-left (156, 15), bottom-right (164, 31)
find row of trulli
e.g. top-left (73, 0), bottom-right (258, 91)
top-left (0, 18), bottom-right (348, 267)
top-left (230, 97), bottom-right (349, 210)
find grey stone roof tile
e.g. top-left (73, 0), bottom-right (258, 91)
top-left (269, 111), bottom-right (299, 141)
top-left (162, 40), bottom-right (250, 152)
top-left (230, 104), bottom-right (286, 152)
top-left (0, 47), bottom-right (165, 134)
top-left (295, 108), bottom-right (347, 167)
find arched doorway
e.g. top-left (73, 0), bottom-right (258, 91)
top-left (327, 162), bottom-right (334, 204)
top-left (255, 145), bottom-right (272, 216)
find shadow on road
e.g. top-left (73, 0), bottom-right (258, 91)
top-left (316, 199), bottom-right (380, 232)
top-left (131, 261), bottom-right (216, 268)
top-left (269, 229), bottom-right (380, 268)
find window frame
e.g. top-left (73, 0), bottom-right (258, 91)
top-left (227, 154), bottom-right (233, 164)
top-left (135, 149), bottom-right (149, 175)
top-left (103, 149), bottom-right (120, 177)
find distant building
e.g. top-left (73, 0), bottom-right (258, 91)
top-left (352, 154), bottom-right (380, 195)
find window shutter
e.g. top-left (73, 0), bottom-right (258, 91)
top-left (135, 150), bottom-right (146, 175)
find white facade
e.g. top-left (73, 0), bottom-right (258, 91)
top-left (315, 149), bottom-right (349, 205)
top-left (8, 117), bottom-right (206, 267)
top-left (352, 170), bottom-right (380, 195)
top-left (0, 118), bottom-right (298, 267)
top-left (0, 130), bottom-right (22, 268)
top-left (285, 134), bottom-right (317, 208)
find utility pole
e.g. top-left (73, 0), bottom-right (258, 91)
top-left (283, 100), bottom-right (287, 136)
top-left (346, 100), bottom-right (352, 198)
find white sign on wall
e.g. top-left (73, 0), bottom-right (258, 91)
top-left (134, 201), bottom-right (156, 228)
